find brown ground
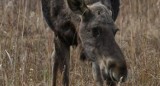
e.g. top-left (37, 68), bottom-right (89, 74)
top-left (0, 0), bottom-right (160, 86)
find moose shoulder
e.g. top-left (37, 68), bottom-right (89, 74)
top-left (41, 0), bottom-right (127, 86)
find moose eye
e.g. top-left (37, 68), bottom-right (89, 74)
top-left (92, 27), bottom-right (102, 37)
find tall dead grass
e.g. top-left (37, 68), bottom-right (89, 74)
top-left (0, 0), bottom-right (160, 86)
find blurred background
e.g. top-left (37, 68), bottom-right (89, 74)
top-left (0, 0), bottom-right (160, 86)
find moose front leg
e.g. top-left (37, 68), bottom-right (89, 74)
top-left (62, 46), bottom-right (70, 86)
top-left (92, 62), bottom-right (103, 86)
top-left (52, 37), bottom-right (70, 86)
top-left (52, 52), bottom-right (59, 86)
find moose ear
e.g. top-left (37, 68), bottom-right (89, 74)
top-left (67, 0), bottom-right (89, 15)
top-left (100, 0), bottom-right (111, 7)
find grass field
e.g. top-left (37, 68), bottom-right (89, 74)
top-left (0, 0), bottom-right (160, 86)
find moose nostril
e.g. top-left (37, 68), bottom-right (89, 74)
top-left (109, 68), bottom-right (127, 83)
top-left (109, 69), bottom-right (118, 82)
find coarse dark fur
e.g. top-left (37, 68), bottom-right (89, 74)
top-left (41, 0), bottom-right (127, 86)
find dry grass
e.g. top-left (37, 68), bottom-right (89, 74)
top-left (0, 0), bottom-right (160, 86)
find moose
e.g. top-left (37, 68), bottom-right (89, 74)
top-left (41, 0), bottom-right (127, 86)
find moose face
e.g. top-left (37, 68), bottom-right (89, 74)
top-left (67, 0), bottom-right (127, 84)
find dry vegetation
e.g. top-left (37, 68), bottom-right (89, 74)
top-left (0, 0), bottom-right (160, 86)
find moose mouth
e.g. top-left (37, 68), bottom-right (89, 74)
top-left (102, 68), bottom-right (118, 82)
top-left (96, 54), bottom-right (127, 84)
top-left (102, 63), bottom-right (127, 83)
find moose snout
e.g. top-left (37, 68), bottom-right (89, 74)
top-left (101, 58), bottom-right (128, 84)
top-left (109, 64), bottom-right (127, 82)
